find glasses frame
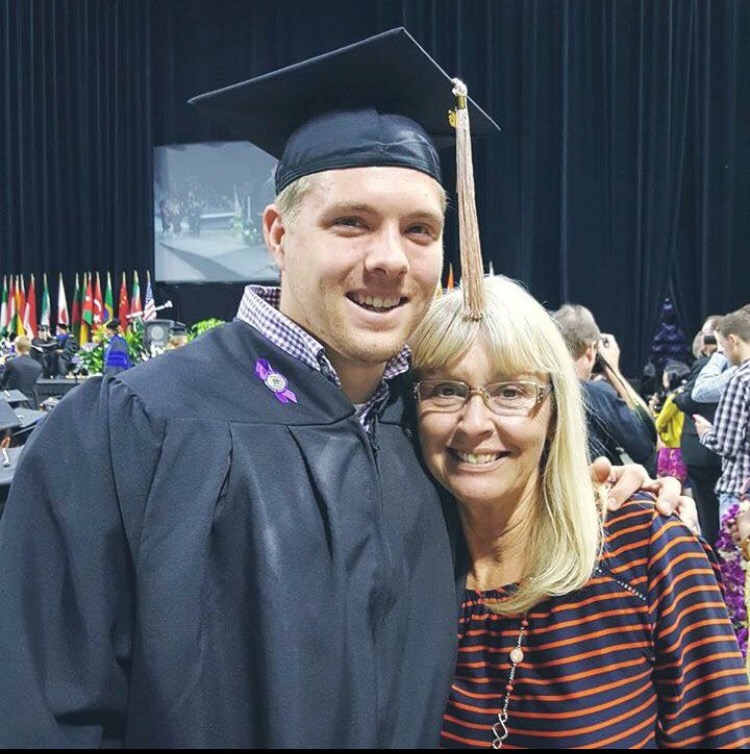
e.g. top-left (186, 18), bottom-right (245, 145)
top-left (413, 379), bottom-right (553, 416)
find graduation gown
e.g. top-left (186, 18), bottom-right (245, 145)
top-left (0, 321), bottom-right (459, 748)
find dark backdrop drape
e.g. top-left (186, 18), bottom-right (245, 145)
top-left (2, 0), bottom-right (748, 374)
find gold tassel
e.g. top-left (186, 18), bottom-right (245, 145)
top-left (450, 78), bottom-right (485, 321)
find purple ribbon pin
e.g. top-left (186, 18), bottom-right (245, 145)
top-left (254, 359), bottom-right (297, 404)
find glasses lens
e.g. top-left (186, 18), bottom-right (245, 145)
top-left (419, 380), bottom-right (468, 408)
top-left (486, 382), bottom-right (538, 414)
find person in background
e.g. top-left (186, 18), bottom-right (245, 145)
top-left (552, 304), bottom-right (657, 475)
top-left (411, 276), bottom-right (750, 748)
top-left (165, 322), bottom-right (189, 350)
top-left (691, 306), bottom-right (750, 404)
top-left (30, 324), bottom-right (58, 378)
top-left (695, 308), bottom-right (750, 519)
top-left (674, 315), bottom-right (723, 545)
top-left (652, 360), bottom-right (690, 486)
top-left (102, 318), bottom-right (132, 376)
top-left (0, 335), bottom-right (43, 407)
top-left (53, 322), bottom-right (80, 377)
top-left (695, 308), bottom-right (750, 655)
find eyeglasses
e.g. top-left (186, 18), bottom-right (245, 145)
top-left (413, 379), bottom-right (553, 416)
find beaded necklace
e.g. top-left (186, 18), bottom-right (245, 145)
top-left (491, 613), bottom-right (529, 749)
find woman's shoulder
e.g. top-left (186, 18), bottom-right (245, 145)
top-left (602, 495), bottom-right (717, 594)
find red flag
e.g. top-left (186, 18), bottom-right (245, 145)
top-left (57, 273), bottom-right (70, 326)
top-left (93, 272), bottom-right (104, 324)
top-left (15, 276), bottom-right (26, 336)
top-left (118, 272), bottom-right (130, 327)
top-left (71, 273), bottom-right (81, 328)
top-left (23, 274), bottom-right (37, 338)
top-left (82, 273), bottom-right (94, 326)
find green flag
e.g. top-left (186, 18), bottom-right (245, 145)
top-left (40, 273), bottom-right (51, 327)
top-left (0, 276), bottom-right (7, 337)
top-left (104, 272), bottom-right (114, 321)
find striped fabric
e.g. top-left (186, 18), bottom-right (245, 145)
top-left (442, 500), bottom-right (750, 748)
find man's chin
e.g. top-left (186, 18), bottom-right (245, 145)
top-left (338, 334), bottom-right (408, 367)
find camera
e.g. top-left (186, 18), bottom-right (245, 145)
top-left (703, 334), bottom-right (717, 346)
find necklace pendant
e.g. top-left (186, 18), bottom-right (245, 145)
top-left (491, 714), bottom-right (509, 749)
top-left (509, 647), bottom-right (524, 664)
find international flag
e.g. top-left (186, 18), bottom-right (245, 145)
top-left (23, 273), bottom-right (37, 338)
top-left (0, 276), bottom-right (7, 336)
top-left (15, 275), bottom-right (26, 336)
top-left (40, 273), bottom-right (51, 328)
top-left (131, 270), bottom-right (142, 316)
top-left (143, 272), bottom-right (156, 322)
top-left (7, 276), bottom-right (16, 336)
top-left (57, 273), bottom-right (70, 326)
top-left (118, 272), bottom-right (130, 327)
top-left (93, 272), bottom-right (104, 325)
top-left (104, 272), bottom-right (114, 322)
top-left (71, 273), bottom-right (81, 336)
top-left (80, 272), bottom-right (92, 346)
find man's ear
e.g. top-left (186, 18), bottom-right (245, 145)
top-left (585, 344), bottom-right (597, 366)
top-left (263, 204), bottom-right (286, 271)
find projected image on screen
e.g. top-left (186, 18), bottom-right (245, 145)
top-left (154, 142), bottom-right (279, 283)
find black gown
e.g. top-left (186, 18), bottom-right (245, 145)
top-left (0, 320), bottom-right (460, 747)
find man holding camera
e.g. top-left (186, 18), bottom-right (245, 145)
top-left (553, 304), bottom-right (657, 475)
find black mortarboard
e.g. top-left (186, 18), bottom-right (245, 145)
top-left (189, 27), bottom-right (500, 194)
top-left (169, 322), bottom-right (188, 335)
top-left (0, 400), bottom-right (21, 432)
top-left (106, 319), bottom-right (120, 330)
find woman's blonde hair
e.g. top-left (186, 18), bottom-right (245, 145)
top-left (410, 275), bottom-right (603, 615)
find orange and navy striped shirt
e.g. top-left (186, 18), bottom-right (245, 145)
top-left (442, 501), bottom-right (750, 748)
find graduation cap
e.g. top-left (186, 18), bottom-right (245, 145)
top-left (169, 322), bottom-right (188, 336)
top-left (189, 26), bottom-right (497, 320)
top-left (0, 389), bottom-right (32, 406)
top-left (190, 28), bottom-right (498, 190)
top-left (0, 401), bottom-right (21, 433)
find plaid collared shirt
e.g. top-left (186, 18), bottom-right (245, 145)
top-left (236, 285), bottom-right (411, 429)
top-left (700, 358), bottom-right (750, 495)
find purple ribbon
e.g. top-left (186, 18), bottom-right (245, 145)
top-left (254, 359), bottom-right (297, 404)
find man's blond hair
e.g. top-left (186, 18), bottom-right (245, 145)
top-left (274, 172), bottom-right (449, 228)
top-left (14, 335), bottom-right (31, 354)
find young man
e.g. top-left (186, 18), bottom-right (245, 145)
top-left (0, 29), bottom-right (683, 748)
top-left (695, 308), bottom-right (750, 517)
top-left (0, 334), bottom-right (43, 404)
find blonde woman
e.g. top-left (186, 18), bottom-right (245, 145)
top-left (410, 276), bottom-right (750, 748)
